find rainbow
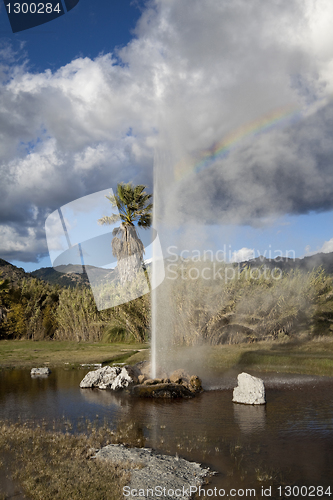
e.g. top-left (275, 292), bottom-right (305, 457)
top-left (174, 104), bottom-right (302, 181)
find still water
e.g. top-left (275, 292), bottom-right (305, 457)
top-left (1, 367), bottom-right (333, 494)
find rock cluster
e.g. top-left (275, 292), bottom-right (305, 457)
top-left (133, 369), bottom-right (202, 398)
top-left (232, 372), bottom-right (266, 405)
top-left (80, 365), bottom-right (203, 398)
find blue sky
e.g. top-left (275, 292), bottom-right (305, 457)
top-left (0, 0), bottom-right (151, 271)
top-left (0, 1), bottom-right (144, 71)
top-left (0, 0), bottom-right (333, 272)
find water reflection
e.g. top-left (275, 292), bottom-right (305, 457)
top-left (233, 403), bottom-right (266, 434)
top-left (80, 387), bottom-right (129, 409)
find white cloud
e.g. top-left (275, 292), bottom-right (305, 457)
top-left (1, 0), bottom-right (333, 262)
top-left (231, 248), bottom-right (255, 263)
top-left (318, 238), bottom-right (333, 253)
top-left (0, 52), bottom-right (157, 260)
top-left (0, 225), bottom-right (46, 262)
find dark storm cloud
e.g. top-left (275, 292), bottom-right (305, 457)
top-left (167, 100), bottom-right (333, 225)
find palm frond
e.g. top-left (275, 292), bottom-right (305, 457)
top-left (105, 193), bottom-right (118, 209)
top-left (98, 213), bottom-right (121, 225)
top-left (138, 214), bottom-right (152, 227)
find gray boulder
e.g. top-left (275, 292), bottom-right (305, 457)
top-left (30, 367), bottom-right (51, 376)
top-left (232, 372), bottom-right (266, 405)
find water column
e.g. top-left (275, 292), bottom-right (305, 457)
top-left (151, 142), bottom-right (177, 378)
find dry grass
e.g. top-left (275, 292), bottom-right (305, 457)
top-left (2, 335), bottom-right (333, 376)
top-left (203, 337), bottom-right (333, 375)
top-left (0, 420), bottom-right (131, 500)
top-left (169, 264), bottom-right (333, 345)
top-left (162, 336), bottom-right (333, 376)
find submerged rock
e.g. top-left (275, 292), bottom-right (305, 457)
top-left (232, 372), bottom-right (266, 405)
top-left (131, 382), bottom-right (195, 399)
top-left (169, 370), bottom-right (203, 394)
top-left (30, 367), bottom-right (51, 376)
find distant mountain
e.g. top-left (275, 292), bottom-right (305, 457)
top-left (31, 264), bottom-right (118, 288)
top-left (0, 258), bottom-right (118, 289)
top-left (1, 251), bottom-right (333, 291)
top-left (241, 252), bottom-right (333, 275)
top-left (27, 252), bottom-right (333, 288)
top-left (0, 258), bottom-right (89, 288)
top-left (30, 265), bottom-right (90, 288)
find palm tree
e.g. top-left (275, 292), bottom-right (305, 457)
top-left (98, 183), bottom-right (152, 285)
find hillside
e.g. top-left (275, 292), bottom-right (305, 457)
top-left (1, 251), bottom-right (333, 290)
top-left (0, 258), bottom-right (30, 286)
top-left (0, 259), bottom-right (89, 288)
top-left (30, 265), bottom-right (90, 288)
top-left (0, 258), bottom-right (119, 289)
top-left (241, 252), bottom-right (333, 275)
top-left (31, 264), bottom-right (118, 288)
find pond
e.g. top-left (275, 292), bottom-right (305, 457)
top-left (1, 367), bottom-right (333, 495)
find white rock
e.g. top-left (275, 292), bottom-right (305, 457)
top-left (232, 372), bottom-right (266, 405)
top-left (30, 367), bottom-right (51, 376)
top-left (79, 366), bottom-right (121, 389)
top-left (110, 366), bottom-right (134, 391)
top-left (80, 365), bottom-right (138, 390)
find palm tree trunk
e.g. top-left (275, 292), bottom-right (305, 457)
top-left (114, 225), bottom-right (147, 285)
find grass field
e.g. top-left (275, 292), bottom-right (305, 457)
top-left (1, 337), bottom-right (333, 376)
top-left (0, 339), bottom-right (149, 369)
top-left (205, 337), bottom-right (333, 376)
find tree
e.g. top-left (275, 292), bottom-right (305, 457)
top-left (98, 183), bottom-right (152, 285)
top-left (0, 276), bottom-right (10, 333)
